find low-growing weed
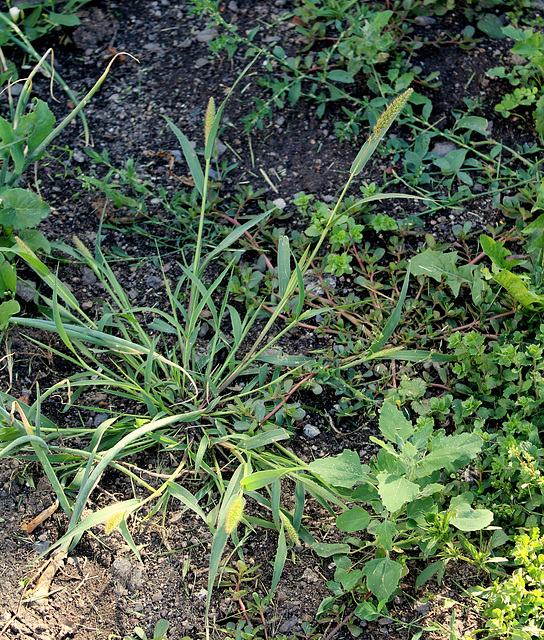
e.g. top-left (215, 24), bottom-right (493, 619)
top-left (303, 399), bottom-right (494, 626)
top-left (0, 1), bottom-right (90, 46)
top-left (123, 619), bottom-right (169, 640)
top-left (481, 528), bottom-right (544, 638)
top-left (487, 25), bottom-right (544, 135)
top-left (1, 86), bottom-right (433, 637)
top-left (0, 53), bottom-right (125, 327)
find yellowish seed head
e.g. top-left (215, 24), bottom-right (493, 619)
top-left (72, 235), bottom-right (93, 259)
top-left (204, 97), bottom-right (216, 145)
top-left (225, 493), bottom-right (245, 534)
top-left (105, 511), bottom-right (124, 535)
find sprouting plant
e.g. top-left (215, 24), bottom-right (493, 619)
top-left (123, 619), bottom-right (169, 640)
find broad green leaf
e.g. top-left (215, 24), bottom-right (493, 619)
top-left (354, 600), bottom-right (382, 621)
top-left (363, 557), bottom-right (403, 602)
top-left (0, 299), bottom-right (20, 329)
top-left (0, 188), bottom-right (50, 230)
top-left (352, 482), bottom-right (380, 502)
top-left (449, 494), bottom-right (494, 532)
top-left (417, 432), bottom-right (482, 476)
top-left (411, 249), bottom-right (472, 297)
top-left (489, 528), bottom-right (509, 550)
top-left (313, 542), bottom-right (351, 557)
top-left (153, 619), bottom-right (169, 640)
top-left (455, 116), bottom-right (490, 137)
top-left (17, 229), bottom-right (51, 254)
top-left (379, 400), bottom-right (414, 443)
top-left (368, 519), bottom-right (395, 551)
top-left (336, 507), bottom-right (371, 533)
top-left (316, 596), bottom-right (336, 620)
top-left (377, 472), bottom-right (419, 512)
top-left (480, 235), bottom-right (518, 269)
top-left (47, 12), bottom-right (81, 26)
top-left (25, 100), bottom-right (55, 158)
top-left (490, 268), bottom-right (542, 308)
top-left (308, 450), bottom-right (365, 488)
top-left (288, 79), bottom-right (302, 106)
top-left (327, 69), bottom-right (354, 83)
top-left (339, 568), bottom-right (363, 592)
top-left (477, 13), bottom-right (506, 39)
top-left (434, 148), bottom-right (467, 174)
top-left (0, 254), bottom-right (16, 295)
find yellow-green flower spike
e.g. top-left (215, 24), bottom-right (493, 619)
top-left (204, 97), bottom-right (215, 146)
top-left (371, 88), bottom-right (413, 141)
top-left (105, 511), bottom-right (124, 535)
top-left (280, 512), bottom-right (300, 546)
top-left (225, 494), bottom-right (245, 534)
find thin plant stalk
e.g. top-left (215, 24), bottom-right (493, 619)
top-left (0, 12), bottom-right (91, 144)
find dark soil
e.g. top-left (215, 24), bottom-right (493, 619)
top-left (0, 1), bottom-right (539, 638)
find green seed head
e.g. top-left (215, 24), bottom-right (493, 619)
top-left (371, 88), bottom-right (413, 140)
top-left (280, 512), bottom-right (300, 546)
top-left (204, 97), bottom-right (215, 146)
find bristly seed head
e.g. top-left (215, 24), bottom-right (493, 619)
top-left (224, 493), bottom-right (245, 534)
top-left (204, 97), bottom-right (215, 146)
top-left (280, 512), bottom-right (300, 546)
top-left (105, 512), bottom-right (124, 535)
top-left (371, 88), bottom-right (413, 140)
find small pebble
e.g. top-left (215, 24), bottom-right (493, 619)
top-left (303, 424), bottom-right (320, 439)
top-left (431, 142), bottom-right (457, 157)
top-left (414, 16), bottom-right (436, 25)
top-left (195, 28), bottom-right (217, 43)
top-left (73, 149), bottom-right (86, 163)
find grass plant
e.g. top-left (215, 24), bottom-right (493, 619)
top-left (0, 86), bottom-right (445, 633)
top-left (2, 0), bottom-right (544, 637)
